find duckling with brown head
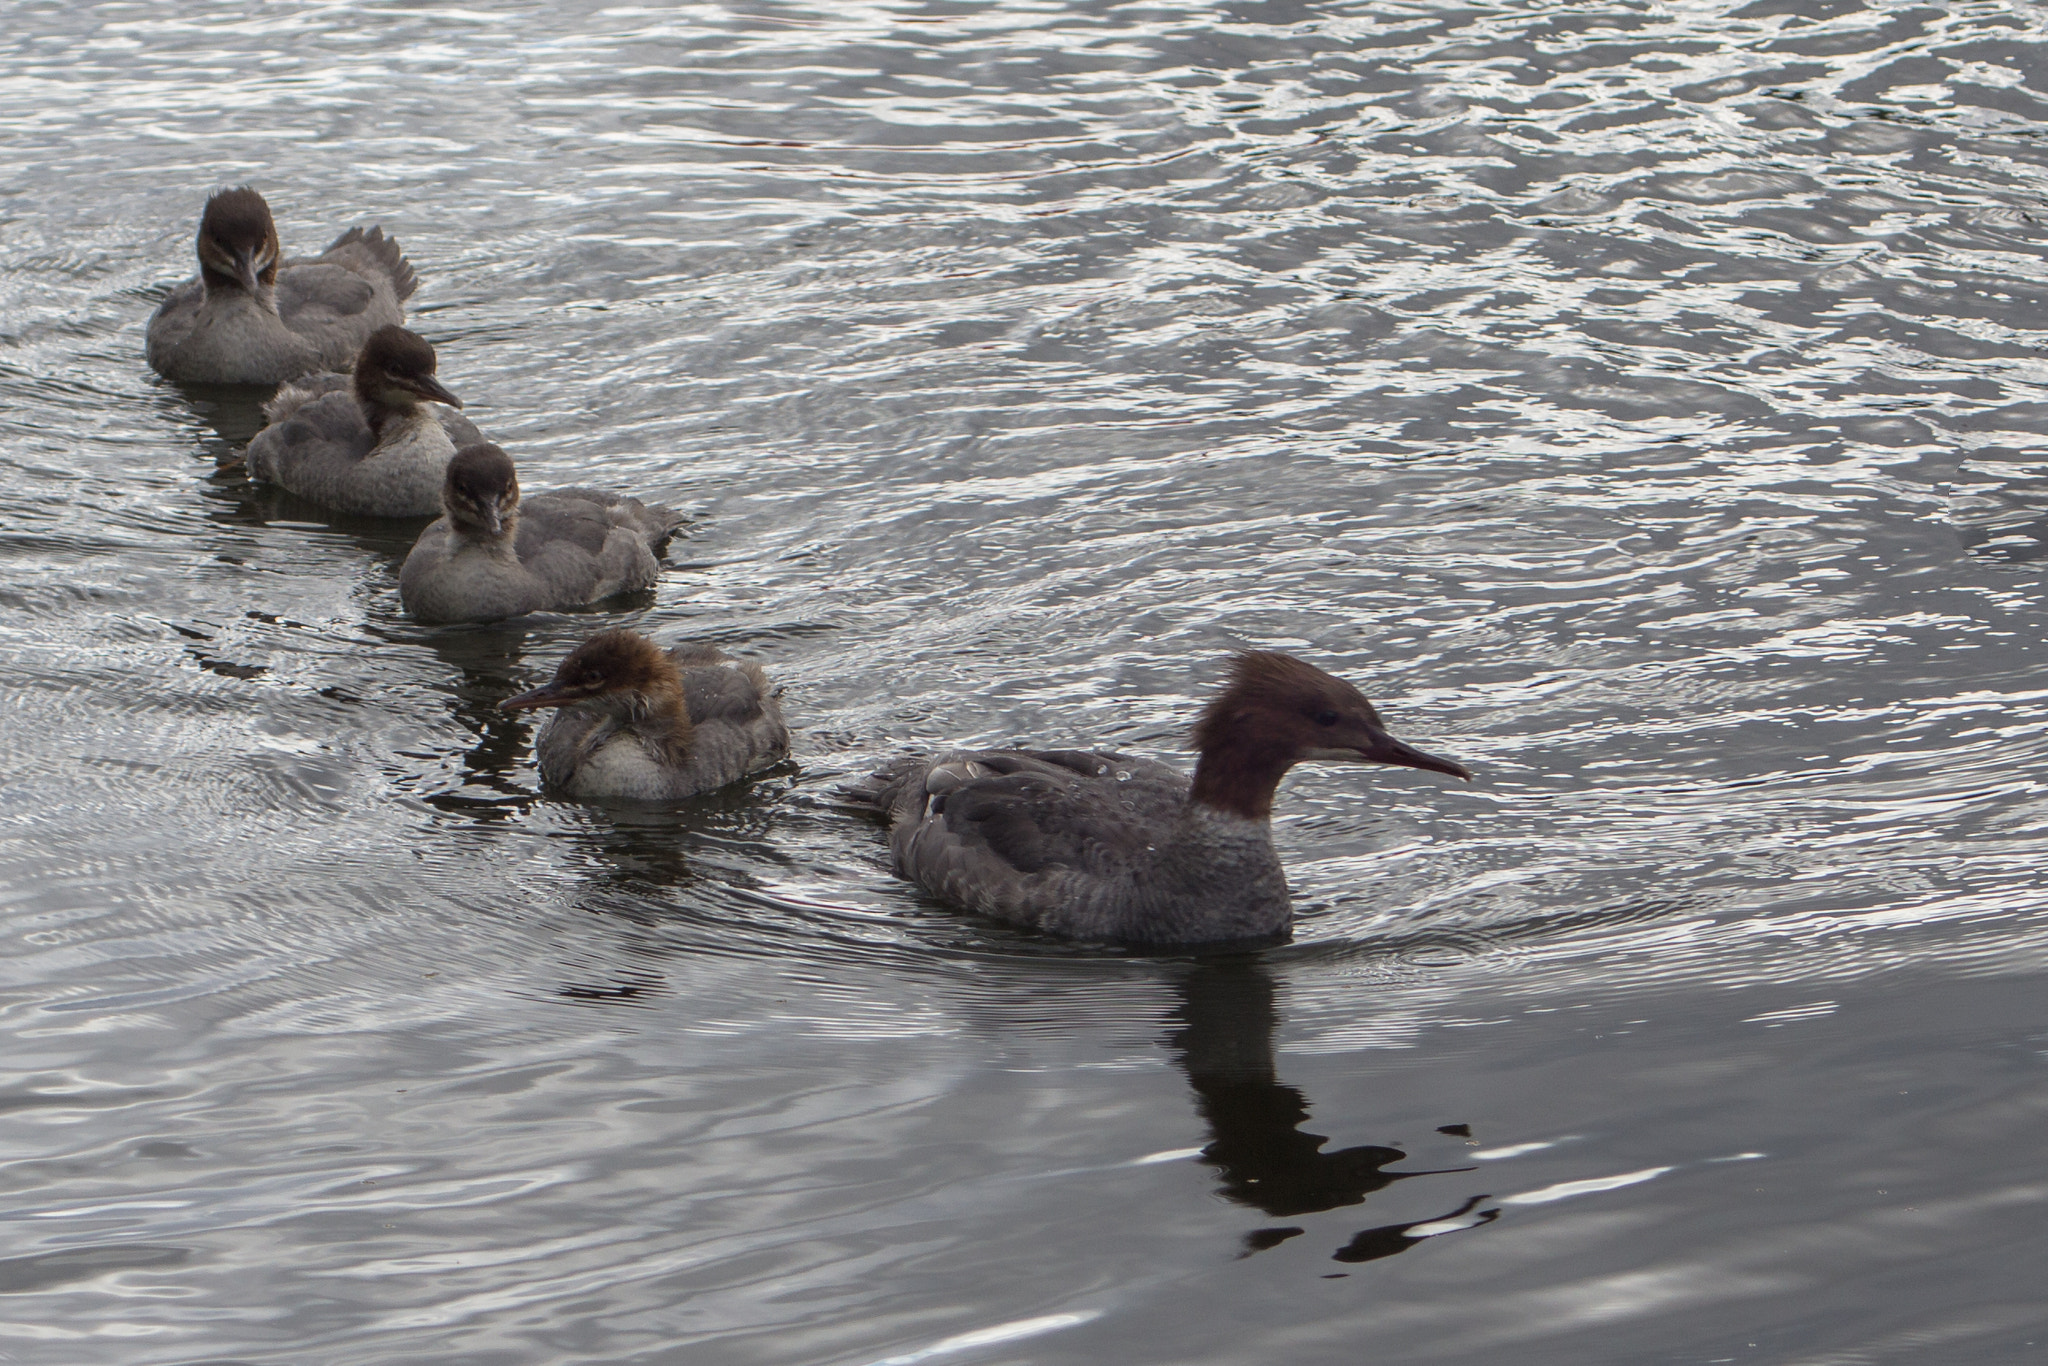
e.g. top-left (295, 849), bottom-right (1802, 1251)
top-left (500, 629), bottom-right (790, 802)
top-left (399, 443), bottom-right (684, 623)
top-left (146, 186), bottom-right (417, 386)
top-left (245, 326), bottom-right (482, 517)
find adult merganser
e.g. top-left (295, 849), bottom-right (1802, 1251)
top-left (399, 443), bottom-right (684, 623)
top-left (845, 651), bottom-right (1470, 945)
top-left (145, 186), bottom-right (417, 386)
top-left (245, 325), bottom-right (480, 518)
top-left (499, 629), bottom-right (790, 801)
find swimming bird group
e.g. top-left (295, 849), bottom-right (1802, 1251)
top-left (149, 186), bottom-right (1470, 946)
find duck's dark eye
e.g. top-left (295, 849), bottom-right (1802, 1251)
top-left (1314, 709), bottom-right (1339, 727)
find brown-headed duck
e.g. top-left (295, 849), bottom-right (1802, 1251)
top-left (146, 186), bottom-right (416, 385)
top-left (500, 629), bottom-right (789, 801)
top-left (245, 325), bottom-right (481, 517)
top-left (844, 651), bottom-right (1469, 945)
top-left (399, 443), bottom-right (683, 623)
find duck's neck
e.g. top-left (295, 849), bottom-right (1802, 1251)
top-left (449, 510), bottom-right (520, 556)
top-left (1188, 739), bottom-right (1296, 822)
top-left (200, 275), bottom-right (277, 313)
top-left (363, 398), bottom-right (430, 441)
top-left (629, 684), bottom-right (694, 766)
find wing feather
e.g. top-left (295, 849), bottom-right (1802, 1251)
top-left (891, 748), bottom-right (1187, 884)
top-left (313, 224), bottom-right (417, 301)
top-left (245, 391), bottom-right (374, 482)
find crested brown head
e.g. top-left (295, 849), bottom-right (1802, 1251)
top-left (1188, 651), bottom-right (1469, 820)
top-left (442, 443), bottom-right (520, 537)
top-left (351, 324), bottom-right (462, 413)
top-left (197, 186), bottom-right (282, 295)
top-left (500, 629), bottom-right (686, 720)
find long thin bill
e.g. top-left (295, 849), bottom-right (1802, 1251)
top-left (499, 682), bottom-right (572, 712)
top-left (1367, 731), bottom-right (1472, 781)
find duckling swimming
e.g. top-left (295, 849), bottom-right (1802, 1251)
top-left (146, 186), bottom-right (417, 386)
top-left (844, 652), bottom-right (1470, 946)
top-left (399, 443), bottom-right (684, 623)
top-left (500, 629), bottom-right (790, 801)
top-left (245, 325), bottom-right (480, 518)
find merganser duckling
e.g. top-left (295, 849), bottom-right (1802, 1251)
top-left (499, 629), bottom-right (790, 801)
top-left (245, 325), bottom-right (480, 518)
top-left (845, 652), bottom-right (1470, 945)
top-left (399, 443), bottom-right (684, 623)
top-left (146, 186), bottom-right (417, 385)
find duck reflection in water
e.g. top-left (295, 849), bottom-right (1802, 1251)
top-left (1167, 959), bottom-right (1497, 1262)
top-left (416, 629), bottom-right (555, 820)
top-left (159, 383), bottom-right (273, 468)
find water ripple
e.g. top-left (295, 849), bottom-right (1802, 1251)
top-left (4, 0), bottom-right (2048, 1361)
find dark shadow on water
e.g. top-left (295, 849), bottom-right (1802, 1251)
top-left (554, 929), bottom-right (674, 1009)
top-left (418, 628), bottom-right (558, 819)
top-left (159, 377), bottom-right (273, 453)
top-left (564, 768), bottom-right (803, 893)
top-left (1332, 1194), bottom-right (1500, 1263)
top-left (1166, 957), bottom-right (1496, 1263)
top-left (572, 806), bottom-right (719, 895)
top-left (201, 474), bottom-right (433, 561)
top-left (523, 777), bottom-right (808, 1008)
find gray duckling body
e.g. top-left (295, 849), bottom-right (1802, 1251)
top-left (399, 443), bottom-right (684, 624)
top-left (245, 326), bottom-right (480, 518)
top-left (500, 629), bottom-right (789, 801)
top-left (845, 652), bottom-right (1470, 946)
top-left (146, 186), bottom-right (417, 386)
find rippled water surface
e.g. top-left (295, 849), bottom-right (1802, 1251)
top-left (4, 1), bottom-right (2048, 1361)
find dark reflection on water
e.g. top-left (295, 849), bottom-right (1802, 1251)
top-left (1169, 959), bottom-right (1481, 1260)
top-left (1330, 1195), bottom-right (1500, 1266)
top-left (158, 381), bottom-right (270, 459)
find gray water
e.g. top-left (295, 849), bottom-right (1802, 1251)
top-left (3, 1), bottom-right (2046, 1362)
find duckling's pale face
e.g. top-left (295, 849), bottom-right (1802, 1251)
top-left (442, 444), bottom-right (520, 537)
top-left (197, 187), bottom-right (281, 294)
top-left (353, 326), bottom-right (462, 411)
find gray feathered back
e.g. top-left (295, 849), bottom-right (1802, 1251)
top-left (400, 485), bottom-right (685, 624)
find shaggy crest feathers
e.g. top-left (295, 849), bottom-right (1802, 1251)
top-left (553, 629), bottom-right (684, 705)
top-left (1188, 650), bottom-right (1466, 819)
top-left (199, 187), bottom-right (277, 246)
top-left (148, 186), bottom-right (420, 387)
top-left (848, 649), bottom-right (1466, 942)
top-left (502, 629), bottom-right (696, 767)
top-left (260, 327), bottom-right (450, 428)
top-left (399, 450), bottom-right (679, 622)
top-left (497, 632), bottom-right (787, 802)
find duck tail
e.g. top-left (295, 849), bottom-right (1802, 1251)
top-left (321, 224), bottom-right (418, 301)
